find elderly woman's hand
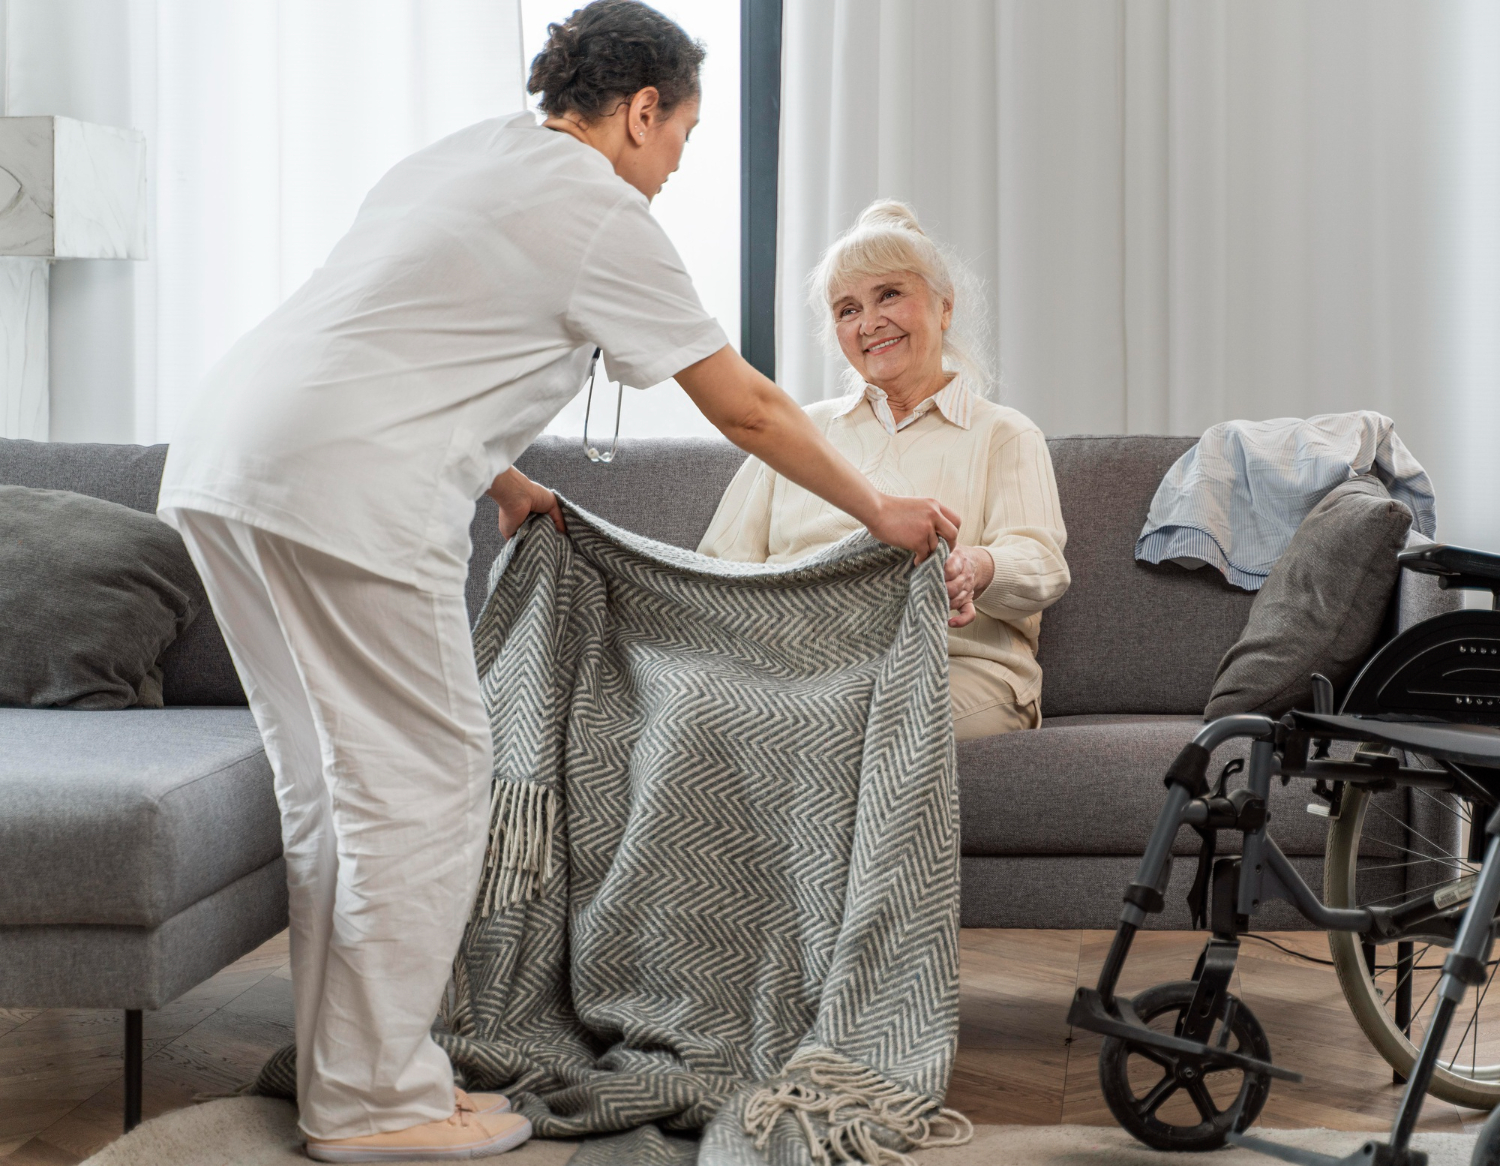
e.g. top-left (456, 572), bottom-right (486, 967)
top-left (945, 546), bottom-right (995, 628)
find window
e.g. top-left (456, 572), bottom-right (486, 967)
top-left (521, 0), bottom-right (740, 440)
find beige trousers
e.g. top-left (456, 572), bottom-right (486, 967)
top-left (163, 510), bottom-right (493, 1141)
top-left (950, 655), bottom-right (1041, 742)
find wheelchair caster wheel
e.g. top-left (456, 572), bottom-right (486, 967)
top-left (1098, 980), bottom-right (1273, 1152)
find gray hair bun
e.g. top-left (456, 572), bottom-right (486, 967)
top-left (855, 200), bottom-right (926, 235)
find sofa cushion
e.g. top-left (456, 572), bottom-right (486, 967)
top-left (0, 438), bottom-right (245, 705)
top-left (1038, 437), bottom-right (1257, 716)
top-left (957, 714), bottom-right (1405, 859)
top-left (0, 707), bottom-right (280, 926)
top-left (0, 485), bottom-right (201, 709)
top-left (469, 436), bottom-right (750, 622)
top-left (1205, 476), bottom-right (1412, 719)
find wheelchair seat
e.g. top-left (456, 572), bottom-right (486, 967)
top-left (1290, 709), bottom-right (1500, 766)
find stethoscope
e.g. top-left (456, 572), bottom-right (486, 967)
top-left (581, 347), bottom-right (622, 464)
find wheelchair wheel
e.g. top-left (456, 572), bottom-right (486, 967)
top-left (1325, 783), bottom-right (1500, 1109)
top-left (1099, 980), bottom-right (1272, 1151)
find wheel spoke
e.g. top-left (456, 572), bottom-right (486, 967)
top-left (1410, 963), bottom-right (1444, 1030)
top-left (1134, 1071), bottom-right (1179, 1118)
top-left (1358, 878), bottom-right (1468, 909)
top-left (1185, 1076), bottom-right (1223, 1122)
top-left (1135, 1044), bottom-right (1175, 1071)
top-left (1448, 957), bottom-right (1499, 1071)
top-left (1410, 786), bottom-right (1472, 826)
top-left (1367, 799), bottom-right (1463, 863)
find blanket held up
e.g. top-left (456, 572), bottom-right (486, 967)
top-left (257, 501), bottom-right (969, 1165)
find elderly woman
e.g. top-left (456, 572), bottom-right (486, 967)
top-left (698, 201), bottom-right (1070, 740)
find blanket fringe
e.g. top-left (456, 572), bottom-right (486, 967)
top-left (472, 779), bottom-right (556, 917)
top-left (742, 1050), bottom-right (973, 1166)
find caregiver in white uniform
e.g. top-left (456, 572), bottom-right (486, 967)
top-left (157, 2), bottom-right (960, 1162)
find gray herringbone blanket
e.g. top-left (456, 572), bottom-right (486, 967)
top-left (259, 502), bottom-right (968, 1165)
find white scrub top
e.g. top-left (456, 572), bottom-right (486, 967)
top-left (159, 111), bottom-right (727, 595)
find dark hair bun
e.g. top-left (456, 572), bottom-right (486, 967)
top-left (528, 0), bottom-right (705, 122)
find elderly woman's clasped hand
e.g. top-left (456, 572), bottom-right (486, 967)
top-left (945, 544), bottom-right (994, 628)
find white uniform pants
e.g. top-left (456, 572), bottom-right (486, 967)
top-left (164, 510), bottom-right (493, 1141)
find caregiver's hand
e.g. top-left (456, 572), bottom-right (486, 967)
top-left (488, 468), bottom-right (565, 540)
top-left (676, 345), bottom-right (959, 563)
top-left (944, 545), bottom-right (995, 629)
top-left (866, 495), bottom-right (963, 567)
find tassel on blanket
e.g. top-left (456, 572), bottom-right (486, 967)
top-left (742, 1050), bottom-right (973, 1166)
top-left (472, 779), bottom-right (556, 917)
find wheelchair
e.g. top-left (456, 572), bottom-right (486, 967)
top-left (1067, 543), bottom-right (1500, 1166)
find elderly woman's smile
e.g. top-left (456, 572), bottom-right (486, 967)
top-left (834, 273), bottom-right (953, 417)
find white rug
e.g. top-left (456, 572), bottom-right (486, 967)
top-left (80, 1098), bottom-right (1478, 1166)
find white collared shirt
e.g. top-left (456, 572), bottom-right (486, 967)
top-left (835, 378), bottom-right (976, 435)
top-left (160, 111), bottom-right (727, 595)
top-left (698, 378), bottom-right (1070, 709)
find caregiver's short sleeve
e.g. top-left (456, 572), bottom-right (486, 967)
top-left (569, 196), bottom-right (728, 390)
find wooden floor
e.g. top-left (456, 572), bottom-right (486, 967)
top-left (0, 929), bottom-right (1484, 1163)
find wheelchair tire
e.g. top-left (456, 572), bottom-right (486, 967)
top-left (1325, 783), bottom-right (1500, 1109)
top-left (1099, 980), bottom-right (1272, 1152)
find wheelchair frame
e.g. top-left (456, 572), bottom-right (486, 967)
top-left (1068, 544), bottom-right (1500, 1166)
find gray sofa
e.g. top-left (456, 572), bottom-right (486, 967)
top-left (0, 432), bottom-right (1453, 1130)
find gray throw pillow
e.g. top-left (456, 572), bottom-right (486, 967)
top-left (1204, 476), bottom-right (1412, 720)
top-left (0, 485), bottom-right (201, 709)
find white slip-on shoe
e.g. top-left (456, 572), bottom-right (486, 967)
top-left (304, 1109), bottom-right (532, 1161)
top-left (455, 1088), bottom-right (511, 1115)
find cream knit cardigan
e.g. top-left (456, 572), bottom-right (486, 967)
top-left (697, 381), bottom-right (1071, 710)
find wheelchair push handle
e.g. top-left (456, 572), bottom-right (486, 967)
top-left (1398, 542), bottom-right (1500, 598)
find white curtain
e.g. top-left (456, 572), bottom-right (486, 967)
top-left (779, 0), bottom-right (1500, 549)
top-left (1, 0), bottom-right (525, 445)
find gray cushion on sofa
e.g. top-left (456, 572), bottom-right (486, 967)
top-left (0, 485), bottom-right (200, 709)
top-left (0, 707), bottom-right (281, 926)
top-left (470, 436), bottom-right (750, 623)
top-left (957, 713), bottom-right (1404, 859)
top-left (1205, 476), bottom-right (1412, 719)
top-left (0, 438), bottom-right (245, 705)
top-left (1038, 437), bottom-right (1257, 716)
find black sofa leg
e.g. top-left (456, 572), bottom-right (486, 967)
top-left (124, 1010), bottom-right (143, 1132)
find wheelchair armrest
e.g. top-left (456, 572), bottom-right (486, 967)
top-left (1399, 543), bottom-right (1500, 594)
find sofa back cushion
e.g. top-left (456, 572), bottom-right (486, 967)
top-left (470, 436), bottom-right (748, 622)
top-left (1037, 437), bottom-right (1255, 715)
top-left (0, 439), bottom-right (245, 705)
top-left (506, 434), bottom-right (1254, 716)
top-left (4, 431), bottom-right (1253, 716)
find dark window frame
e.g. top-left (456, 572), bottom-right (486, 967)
top-left (740, 0), bottom-right (782, 379)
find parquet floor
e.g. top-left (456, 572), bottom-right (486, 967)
top-left (0, 929), bottom-right (1484, 1164)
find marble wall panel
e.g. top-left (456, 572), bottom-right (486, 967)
top-left (0, 257), bottom-right (51, 439)
top-left (0, 118), bottom-right (56, 256)
top-left (0, 117), bottom-right (147, 259)
top-left (53, 118), bottom-right (147, 259)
